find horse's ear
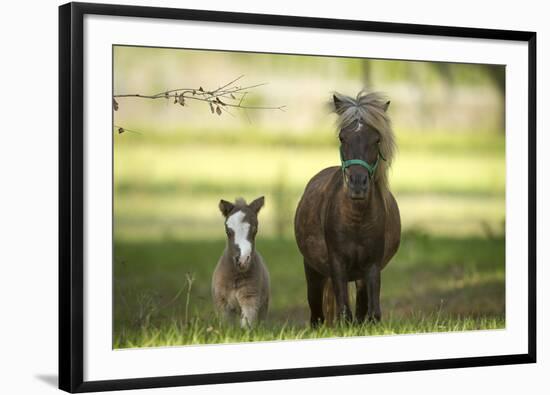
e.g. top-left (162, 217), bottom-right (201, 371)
top-left (219, 199), bottom-right (234, 217)
top-left (383, 100), bottom-right (391, 112)
top-left (333, 94), bottom-right (343, 112)
top-left (249, 196), bottom-right (265, 214)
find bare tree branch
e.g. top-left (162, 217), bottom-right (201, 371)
top-left (114, 125), bottom-right (142, 135)
top-left (210, 74), bottom-right (245, 94)
top-left (113, 92), bottom-right (285, 111)
top-left (113, 76), bottom-right (285, 134)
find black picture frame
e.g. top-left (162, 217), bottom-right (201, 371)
top-left (59, 2), bottom-right (537, 392)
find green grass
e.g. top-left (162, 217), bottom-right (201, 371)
top-left (115, 126), bottom-right (505, 153)
top-left (114, 233), bottom-right (505, 348)
top-left (115, 315), bottom-right (505, 348)
top-left (113, 129), bottom-right (506, 348)
top-left (114, 140), bottom-right (505, 196)
top-left (113, 130), bottom-right (505, 240)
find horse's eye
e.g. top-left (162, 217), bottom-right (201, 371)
top-left (338, 135), bottom-right (344, 143)
top-left (225, 229), bottom-right (231, 236)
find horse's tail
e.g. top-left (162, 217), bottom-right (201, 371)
top-left (322, 278), bottom-right (337, 326)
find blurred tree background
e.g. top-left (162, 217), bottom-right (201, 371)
top-left (113, 45), bottom-right (505, 346)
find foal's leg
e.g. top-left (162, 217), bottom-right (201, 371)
top-left (213, 292), bottom-right (234, 325)
top-left (366, 264), bottom-right (382, 322)
top-left (355, 279), bottom-right (368, 323)
top-left (239, 297), bottom-right (259, 329)
top-left (303, 260), bottom-right (325, 327)
top-left (240, 306), bottom-right (258, 328)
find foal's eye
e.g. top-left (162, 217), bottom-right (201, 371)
top-left (338, 135), bottom-right (344, 143)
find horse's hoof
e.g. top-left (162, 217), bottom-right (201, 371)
top-left (310, 317), bottom-right (324, 328)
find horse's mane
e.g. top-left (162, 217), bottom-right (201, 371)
top-left (332, 90), bottom-right (396, 196)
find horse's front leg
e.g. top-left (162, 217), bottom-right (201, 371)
top-left (304, 260), bottom-right (326, 327)
top-left (366, 264), bottom-right (382, 322)
top-left (355, 279), bottom-right (368, 323)
top-left (329, 255), bottom-right (352, 323)
top-left (239, 298), bottom-right (259, 329)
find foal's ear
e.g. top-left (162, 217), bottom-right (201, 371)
top-left (383, 100), bottom-right (391, 112)
top-left (333, 94), bottom-right (343, 112)
top-left (219, 199), bottom-right (234, 217)
top-left (249, 196), bottom-right (265, 214)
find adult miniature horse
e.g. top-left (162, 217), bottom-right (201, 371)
top-left (294, 91), bottom-right (401, 326)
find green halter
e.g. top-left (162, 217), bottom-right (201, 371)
top-left (340, 145), bottom-right (386, 180)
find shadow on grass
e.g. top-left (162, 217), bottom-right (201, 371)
top-left (114, 231), bottom-right (505, 337)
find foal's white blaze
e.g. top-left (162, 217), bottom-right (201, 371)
top-left (226, 210), bottom-right (252, 264)
top-left (354, 120), bottom-right (362, 132)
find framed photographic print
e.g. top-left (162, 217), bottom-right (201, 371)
top-left (59, 2), bottom-right (536, 392)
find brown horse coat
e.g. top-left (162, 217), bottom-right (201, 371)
top-left (295, 91), bottom-right (401, 325)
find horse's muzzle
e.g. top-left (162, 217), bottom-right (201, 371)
top-left (234, 254), bottom-right (251, 272)
top-left (349, 188), bottom-right (368, 200)
top-left (347, 172), bottom-right (369, 199)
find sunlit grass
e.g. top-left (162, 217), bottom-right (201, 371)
top-left (114, 314), bottom-right (505, 349)
top-left (114, 141), bottom-right (505, 196)
top-left (115, 126), bottom-right (505, 154)
top-left (114, 131), bottom-right (505, 240)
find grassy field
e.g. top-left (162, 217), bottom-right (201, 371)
top-left (115, 315), bottom-right (505, 348)
top-left (113, 130), bottom-right (505, 348)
